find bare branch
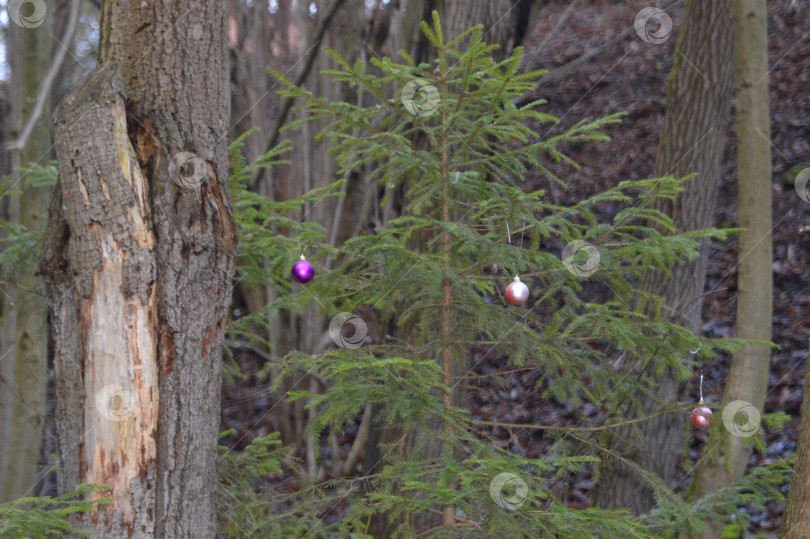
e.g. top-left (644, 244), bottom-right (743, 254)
top-left (342, 404), bottom-right (373, 476)
top-left (5, 0), bottom-right (83, 152)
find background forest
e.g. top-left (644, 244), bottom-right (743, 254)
top-left (0, 0), bottom-right (809, 538)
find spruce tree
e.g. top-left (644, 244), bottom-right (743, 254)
top-left (224, 13), bottom-right (788, 538)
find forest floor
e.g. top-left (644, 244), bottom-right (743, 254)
top-left (220, 1), bottom-right (810, 536)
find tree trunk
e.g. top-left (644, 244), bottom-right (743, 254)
top-left (389, 0), bottom-right (541, 66)
top-left (0, 15), bottom-right (23, 502)
top-left (368, 3), bottom-right (542, 536)
top-left (593, 0), bottom-right (734, 515)
top-left (0, 16), bottom-right (22, 503)
top-left (686, 3), bottom-right (772, 534)
top-left (0, 12), bottom-right (54, 502)
top-left (226, 0), bottom-right (278, 330)
top-left (780, 344), bottom-right (810, 538)
top-left (38, 1), bottom-right (235, 536)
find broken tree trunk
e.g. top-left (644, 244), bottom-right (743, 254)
top-left (38, 0), bottom-right (235, 536)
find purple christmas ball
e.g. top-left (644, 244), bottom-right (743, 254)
top-left (291, 256), bottom-right (314, 284)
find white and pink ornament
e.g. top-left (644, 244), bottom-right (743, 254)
top-left (505, 275), bottom-right (529, 306)
top-left (690, 373), bottom-right (712, 429)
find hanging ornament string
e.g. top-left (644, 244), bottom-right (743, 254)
top-left (505, 220), bottom-right (527, 274)
top-left (518, 219), bottom-right (526, 271)
top-left (692, 338), bottom-right (703, 402)
top-left (504, 220), bottom-right (529, 306)
top-left (690, 339), bottom-right (712, 429)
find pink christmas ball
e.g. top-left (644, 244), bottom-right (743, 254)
top-left (691, 406), bottom-right (712, 429)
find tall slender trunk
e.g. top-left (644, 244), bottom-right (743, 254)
top-left (38, 1), bottom-right (235, 536)
top-left (686, 4), bottom-right (772, 535)
top-left (0, 12), bottom-right (54, 502)
top-left (0, 78), bottom-right (9, 488)
top-left (439, 65), bottom-right (455, 528)
top-left (368, 3), bottom-right (539, 535)
top-left (593, 0), bottom-right (734, 514)
top-left (0, 14), bottom-right (23, 502)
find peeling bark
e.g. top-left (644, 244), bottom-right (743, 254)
top-left (42, 64), bottom-right (158, 537)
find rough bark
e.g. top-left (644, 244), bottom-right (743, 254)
top-left (0, 12), bottom-right (54, 503)
top-left (38, 0), bottom-right (235, 536)
top-left (593, 0), bottom-right (734, 514)
top-left (686, 2), bottom-right (773, 531)
top-left (780, 344), bottom-right (810, 538)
